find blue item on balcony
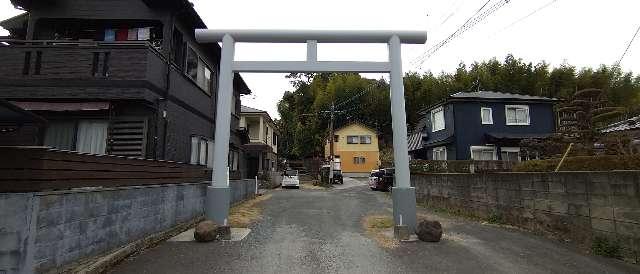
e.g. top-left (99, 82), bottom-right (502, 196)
top-left (104, 29), bottom-right (116, 42)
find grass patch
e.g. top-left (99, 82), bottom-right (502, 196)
top-left (228, 194), bottom-right (272, 228)
top-left (362, 214), bottom-right (398, 249)
top-left (592, 237), bottom-right (622, 259)
top-left (417, 202), bottom-right (484, 222)
top-left (300, 180), bottom-right (331, 190)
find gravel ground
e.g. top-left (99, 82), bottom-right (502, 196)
top-left (110, 177), bottom-right (639, 274)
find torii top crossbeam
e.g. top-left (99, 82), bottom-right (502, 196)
top-left (195, 29), bottom-right (427, 44)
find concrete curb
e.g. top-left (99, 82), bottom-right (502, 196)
top-left (57, 216), bottom-right (203, 274)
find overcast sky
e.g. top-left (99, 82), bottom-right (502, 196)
top-left (2, 0), bottom-right (639, 119)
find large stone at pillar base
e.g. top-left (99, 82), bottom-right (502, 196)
top-left (392, 187), bottom-right (417, 234)
top-left (206, 184), bottom-right (230, 225)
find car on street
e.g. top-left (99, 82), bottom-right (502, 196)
top-left (282, 169), bottom-right (300, 188)
top-left (333, 169), bottom-right (343, 184)
top-left (369, 168), bottom-right (394, 192)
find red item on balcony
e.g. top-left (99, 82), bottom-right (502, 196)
top-left (116, 28), bottom-right (128, 41)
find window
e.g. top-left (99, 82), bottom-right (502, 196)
top-left (353, 156), bottom-right (366, 164)
top-left (500, 147), bottom-right (520, 162)
top-left (347, 136), bottom-right (360, 144)
top-left (431, 106), bottom-right (445, 132)
top-left (273, 133), bottom-right (277, 146)
top-left (92, 52), bottom-right (100, 76)
top-left (333, 135), bottom-right (339, 142)
top-left (197, 57), bottom-right (213, 94)
top-left (433, 146), bottom-right (447, 160)
top-left (91, 52), bottom-right (110, 77)
top-left (186, 46), bottom-right (198, 81)
top-left (34, 51), bottom-right (42, 75)
top-left (171, 28), bottom-right (184, 69)
top-left (481, 107), bottom-right (493, 124)
top-left (190, 136), bottom-right (214, 167)
top-left (470, 146), bottom-right (497, 160)
top-left (102, 52), bottom-right (110, 77)
top-left (185, 46), bottom-right (215, 95)
top-left (505, 105), bottom-right (530, 125)
top-left (22, 51), bottom-right (31, 75)
top-left (229, 150), bottom-right (239, 171)
top-left (44, 120), bottom-right (108, 154)
top-left (360, 135), bottom-right (372, 144)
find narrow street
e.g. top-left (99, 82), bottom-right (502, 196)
top-left (111, 178), bottom-right (638, 274)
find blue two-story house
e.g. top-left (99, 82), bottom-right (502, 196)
top-left (407, 91), bottom-right (557, 161)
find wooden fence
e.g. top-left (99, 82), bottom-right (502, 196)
top-left (0, 146), bottom-right (211, 192)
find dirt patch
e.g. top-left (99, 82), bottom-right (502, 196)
top-left (228, 194), bottom-right (272, 228)
top-left (299, 180), bottom-right (331, 190)
top-left (362, 214), bottom-right (399, 249)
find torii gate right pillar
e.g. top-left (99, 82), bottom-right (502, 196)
top-left (388, 35), bottom-right (417, 232)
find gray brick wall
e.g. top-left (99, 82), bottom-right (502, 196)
top-left (412, 171), bottom-right (640, 258)
top-left (0, 193), bottom-right (37, 274)
top-left (0, 180), bottom-right (256, 274)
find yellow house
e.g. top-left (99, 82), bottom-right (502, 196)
top-left (324, 123), bottom-right (380, 175)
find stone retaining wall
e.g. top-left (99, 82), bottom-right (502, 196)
top-left (412, 171), bottom-right (640, 258)
top-left (0, 180), bottom-right (256, 274)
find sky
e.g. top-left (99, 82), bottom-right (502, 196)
top-left (2, 0), bottom-right (639, 119)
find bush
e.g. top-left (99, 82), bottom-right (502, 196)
top-left (592, 237), bottom-right (622, 259)
top-left (513, 155), bottom-right (640, 172)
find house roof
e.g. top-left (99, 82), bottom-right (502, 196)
top-left (0, 12), bottom-right (27, 30)
top-left (333, 122), bottom-right (377, 134)
top-left (407, 132), bottom-right (424, 152)
top-left (601, 115), bottom-right (640, 133)
top-left (450, 91), bottom-right (557, 101)
top-left (241, 105), bottom-right (267, 113)
top-left (420, 91), bottom-right (557, 114)
top-left (0, 99), bottom-right (47, 124)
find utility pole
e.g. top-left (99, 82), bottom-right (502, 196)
top-left (328, 101), bottom-right (335, 184)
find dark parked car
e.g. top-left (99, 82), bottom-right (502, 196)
top-left (333, 169), bottom-right (343, 184)
top-left (369, 168), bottom-right (394, 191)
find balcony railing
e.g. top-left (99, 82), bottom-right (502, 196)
top-left (0, 39), bottom-right (165, 81)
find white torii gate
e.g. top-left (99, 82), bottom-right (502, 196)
top-left (195, 29), bottom-right (427, 234)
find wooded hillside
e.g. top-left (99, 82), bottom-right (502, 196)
top-left (276, 54), bottom-right (640, 160)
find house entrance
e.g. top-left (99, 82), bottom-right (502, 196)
top-left (195, 29), bottom-right (427, 235)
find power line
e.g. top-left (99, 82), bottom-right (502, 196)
top-left (411, 0), bottom-right (493, 68)
top-left (615, 24), bottom-right (640, 67)
top-left (494, 0), bottom-right (558, 35)
top-left (411, 0), bottom-right (511, 71)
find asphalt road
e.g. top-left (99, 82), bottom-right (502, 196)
top-left (111, 178), bottom-right (638, 274)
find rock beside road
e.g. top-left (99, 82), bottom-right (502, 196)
top-left (416, 220), bottom-right (443, 242)
top-left (194, 220), bottom-right (218, 242)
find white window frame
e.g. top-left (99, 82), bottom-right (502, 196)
top-left (431, 106), bottom-right (445, 132)
top-left (190, 135), bottom-right (214, 167)
top-left (360, 135), bottom-right (372, 144)
top-left (481, 107), bottom-right (493, 125)
top-left (505, 105), bottom-right (530, 126)
top-left (432, 146), bottom-right (447, 160)
top-left (469, 146), bottom-right (497, 160)
top-left (347, 135), bottom-right (360, 144)
top-left (500, 147), bottom-right (521, 162)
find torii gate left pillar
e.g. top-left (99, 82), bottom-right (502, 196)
top-left (195, 29), bottom-right (427, 235)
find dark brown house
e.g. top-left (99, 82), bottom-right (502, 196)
top-left (0, 0), bottom-right (251, 178)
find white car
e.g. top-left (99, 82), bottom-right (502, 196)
top-left (282, 170), bottom-right (300, 188)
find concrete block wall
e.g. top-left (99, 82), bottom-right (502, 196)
top-left (412, 171), bottom-right (640, 257)
top-left (1, 180), bottom-right (256, 274)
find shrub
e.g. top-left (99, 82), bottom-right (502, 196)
top-left (487, 211), bottom-right (503, 224)
top-left (513, 155), bottom-right (640, 172)
top-left (592, 237), bottom-right (622, 259)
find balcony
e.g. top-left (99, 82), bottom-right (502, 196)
top-left (0, 39), bottom-right (167, 101)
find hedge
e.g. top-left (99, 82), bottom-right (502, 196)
top-left (512, 155), bottom-right (640, 172)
